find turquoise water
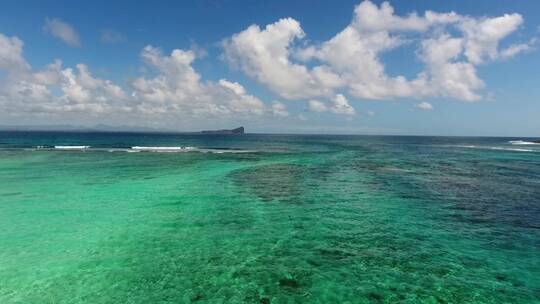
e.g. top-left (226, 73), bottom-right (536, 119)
top-left (0, 132), bottom-right (539, 303)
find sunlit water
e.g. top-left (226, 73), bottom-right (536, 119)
top-left (1, 132), bottom-right (539, 303)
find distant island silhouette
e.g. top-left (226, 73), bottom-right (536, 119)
top-left (200, 126), bottom-right (244, 134)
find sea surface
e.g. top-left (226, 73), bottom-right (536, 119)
top-left (0, 132), bottom-right (539, 303)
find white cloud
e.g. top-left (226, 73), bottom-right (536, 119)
top-left (307, 94), bottom-right (356, 115)
top-left (131, 45), bottom-right (265, 116)
top-left (418, 34), bottom-right (484, 101)
top-left (0, 34), bottom-right (29, 73)
top-left (308, 100), bottom-right (328, 112)
top-left (329, 94), bottom-right (356, 115)
top-left (499, 42), bottom-right (533, 59)
top-left (131, 46), bottom-right (202, 104)
top-left (459, 14), bottom-right (524, 64)
top-left (222, 18), bottom-right (339, 99)
top-left (43, 18), bottom-right (81, 47)
top-left (218, 79), bottom-right (246, 95)
top-left (416, 101), bottom-right (433, 110)
top-left (351, 1), bottom-right (460, 32)
top-left (223, 0), bottom-right (532, 103)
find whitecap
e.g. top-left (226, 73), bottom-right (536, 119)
top-left (509, 140), bottom-right (539, 145)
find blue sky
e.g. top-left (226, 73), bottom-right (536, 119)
top-left (0, 0), bottom-right (539, 135)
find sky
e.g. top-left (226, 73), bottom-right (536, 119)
top-left (0, 0), bottom-right (539, 136)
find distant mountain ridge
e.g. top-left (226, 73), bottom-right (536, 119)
top-left (0, 125), bottom-right (247, 134)
top-left (0, 124), bottom-right (161, 132)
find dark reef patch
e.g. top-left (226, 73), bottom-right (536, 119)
top-left (229, 163), bottom-right (305, 203)
top-left (279, 277), bottom-right (299, 288)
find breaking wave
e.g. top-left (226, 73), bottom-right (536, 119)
top-left (54, 145), bottom-right (91, 150)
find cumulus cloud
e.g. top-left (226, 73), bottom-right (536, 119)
top-left (43, 18), bottom-right (81, 47)
top-left (416, 101), bottom-right (433, 110)
top-left (222, 18), bottom-right (340, 99)
top-left (223, 0), bottom-right (532, 102)
top-left (131, 45), bottom-right (265, 116)
top-left (418, 34), bottom-right (484, 101)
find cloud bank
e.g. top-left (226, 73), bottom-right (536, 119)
top-left (0, 34), bottom-right (266, 124)
top-left (0, 1), bottom-right (535, 127)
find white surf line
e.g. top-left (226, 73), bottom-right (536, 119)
top-left (54, 145), bottom-right (91, 150)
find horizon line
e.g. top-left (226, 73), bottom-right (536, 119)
top-left (0, 126), bottom-right (537, 138)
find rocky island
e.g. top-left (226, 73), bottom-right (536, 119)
top-left (201, 126), bottom-right (244, 134)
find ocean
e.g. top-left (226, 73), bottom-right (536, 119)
top-left (0, 132), bottom-right (539, 303)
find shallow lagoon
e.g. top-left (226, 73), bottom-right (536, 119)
top-left (1, 133), bottom-right (539, 303)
